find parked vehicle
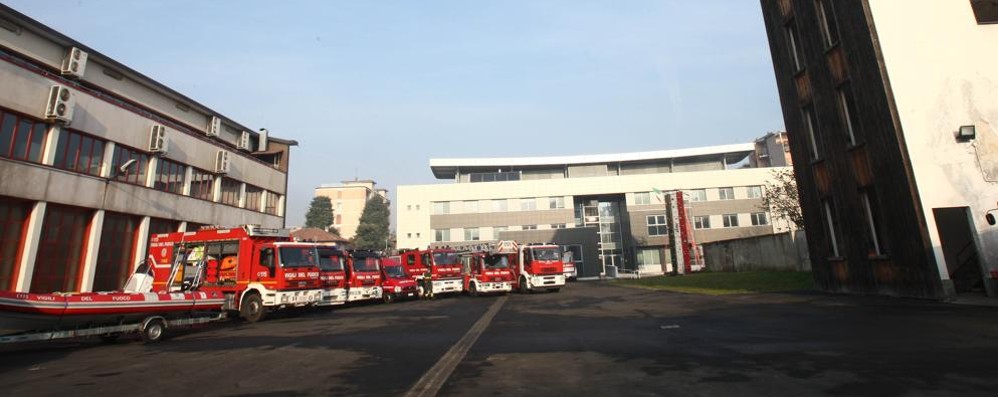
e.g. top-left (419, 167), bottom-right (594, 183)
top-left (494, 241), bottom-right (565, 293)
top-left (148, 225), bottom-right (323, 322)
top-left (398, 248), bottom-right (463, 296)
top-left (380, 257), bottom-right (419, 303)
top-left (345, 250), bottom-right (383, 303)
top-left (461, 251), bottom-right (514, 296)
top-left (316, 246), bottom-right (349, 306)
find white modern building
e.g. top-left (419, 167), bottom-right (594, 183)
top-left (0, 5), bottom-right (296, 293)
top-left (397, 142), bottom-right (793, 278)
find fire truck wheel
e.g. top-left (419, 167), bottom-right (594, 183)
top-left (141, 318), bottom-right (166, 343)
top-left (383, 293), bottom-right (395, 304)
top-left (241, 293), bottom-right (267, 323)
top-left (470, 282), bottom-right (479, 297)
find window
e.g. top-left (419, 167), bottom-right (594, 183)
top-left (816, 0), bottom-right (841, 47)
top-left (747, 186), bottom-right (762, 199)
top-left (469, 172), bottom-right (520, 183)
top-left (244, 185), bottom-right (263, 211)
top-left (861, 189), bottom-right (887, 256)
top-left (0, 196), bottom-right (32, 290)
top-left (689, 189), bottom-right (707, 202)
top-left (464, 200), bottom-right (478, 213)
top-left (823, 199), bottom-right (841, 257)
top-left (837, 83), bottom-right (861, 145)
top-left (549, 197), bottom-right (565, 209)
top-left (0, 110), bottom-right (48, 163)
top-left (751, 212), bottom-right (769, 226)
top-left (93, 212), bottom-right (139, 292)
top-left (694, 216), bottom-right (710, 229)
top-left (415, 205), bottom-right (420, 211)
top-left (434, 229), bottom-right (450, 242)
top-left (30, 204), bottom-right (91, 293)
top-left (220, 178), bottom-right (241, 206)
top-left (416, 233), bottom-right (421, 238)
top-left (719, 187), bottom-right (735, 200)
top-left (335, 214), bottom-right (342, 225)
top-left (971, 0), bottom-right (998, 24)
top-left (189, 167), bottom-right (215, 201)
top-left (406, 205), bottom-right (411, 210)
top-left (432, 201), bottom-right (450, 215)
top-left (263, 191), bottom-right (279, 215)
top-left (634, 192), bottom-right (651, 205)
top-left (647, 215), bottom-right (668, 236)
top-left (520, 198), bottom-right (537, 211)
top-left (492, 199), bottom-right (508, 212)
top-left (802, 106), bottom-right (824, 160)
top-left (636, 248), bottom-right (662, 267)
top-left (110, 144), bottom-right (150, 186)
top-left (785, 21), bottom-right (805, 72)
top-left (551, 223), bottom-right (567, 229)
top-left (523, 225), bottom-right (537, 230)
top-left (147, 217), bottom-right (179, 236)
top-left (723, 214), bottom-right (739, 228)
top-left (154, 158), bottom-right (186, 194)
top-left (493, 226), bottom-right (508, 237)
top-left (407, 233), bottom-right (412, 238)
top-left (53, 129), bottom-right (105, 176)
top-left (464, 227), bottom-right (479, 241)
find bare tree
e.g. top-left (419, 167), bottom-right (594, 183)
top-left (760, 169), bottom-right (804, 230)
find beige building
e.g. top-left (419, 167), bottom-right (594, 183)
top-left (396, 142), bottom-right (793, 278)
top-left (0, 6), bottom-right (295, 293)
top-left (314, 180), bottom-right (388, 239)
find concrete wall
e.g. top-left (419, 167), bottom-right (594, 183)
top-left (703, 231), bottom-right (811, 273)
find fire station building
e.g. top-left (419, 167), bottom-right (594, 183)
top-left (396, 138), bottom-right (793, 279)
top-left (0, 6), bottom-right (296, 293)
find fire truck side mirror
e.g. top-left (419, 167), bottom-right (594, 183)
top-left (987, 213), bottom-right (996, 226)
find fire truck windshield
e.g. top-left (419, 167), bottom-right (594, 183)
top-left (279, 247), bottom-right (319, 268)
top-left (485, 255), bottom-right (510, 269)
top-left (531, 247), bottom-right (561, 261)
top-left (384, 265), bottom-right (406, 278)
top-left (317, 249), bottom-right (344, 271)
top-left (353, 257), bottom-right (380, 272)
top-left (432, 252), bottom-right (459, 265)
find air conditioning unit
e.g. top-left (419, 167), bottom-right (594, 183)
top-left (61, 47), bottom-right (88, 78)
top-left (214, 150), bottom-right (230, 174)
top-left (45, 85), bottom-right (75, 123)
top-left (206, 116), bottom-right (221, 137)
top-left (148, 125), bottom-right (168, 153)
top-left (237, 131), bottom-right (252, 151)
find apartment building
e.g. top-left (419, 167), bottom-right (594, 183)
top-left (314, 180), bottom-right (389, 239)
top-left (397, 142), bottom-right (793, 278)
top-left (0, 5), bottom-right (296, 293)
top-left (760, 0), bottom-right (998, 298)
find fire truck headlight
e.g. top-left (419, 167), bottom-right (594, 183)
top-left (394, 286), bottom-right (401, 293)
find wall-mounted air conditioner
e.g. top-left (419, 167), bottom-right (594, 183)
top-left (149, 125), bottom-right (168, 153)
top-left (61, 47), bottom-right (88, 78)
top-left (215, 150), bottom-right (230, 174)
top-left (45, 85), bottom-right (74, 123)
top-left (237, 131), bottom-right (252, 151)
top-left (206, 116), bottom-right (221, 137)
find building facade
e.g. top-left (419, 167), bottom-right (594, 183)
top-left (397, 143), bottom-right (793, 278)
top-left (0, 6), bottom-right (295, 293)
top-left (760, 0), bottom-right (998, 298)
top-left (314, 180), bottom-right (388, 239)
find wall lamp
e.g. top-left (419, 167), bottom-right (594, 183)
top-left (956, 125), bottom-right (976, 142)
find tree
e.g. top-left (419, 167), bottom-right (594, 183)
top-left (304, 196), bottom-right (333, 230)
top-left (760, 168), bottom-right (804, 230)
top-left (353, 196), bottom-right (390, 251)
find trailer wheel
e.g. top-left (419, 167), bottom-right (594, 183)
top-left (470, 282), bottom-right (479, 297)
top-left (141, 318), bottom-right (166, 343)
top-left (241, 293), bottom-right (267, 323)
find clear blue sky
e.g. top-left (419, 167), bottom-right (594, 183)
top-left (5, 0), bottom-right (785, 227)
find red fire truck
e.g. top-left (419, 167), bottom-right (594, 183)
top-left (316, 246), bottom-right (348, 306)
top-left (460, 251), bottom-right (514, 296)
top-left (398, 248), bottom-right (463, 296)
top-left (380, 257), bottom-right (418, 303)
top-left (148, 225), bottom-right (324, 322)
top-left (345, 250), bottom-right (383, 302)
top-left (495, 241), bottom-right (566, 293)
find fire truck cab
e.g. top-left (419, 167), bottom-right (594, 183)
top-left (148, 225), bottom-right (324, 322)
top-left (345, 250), bottom-right (383, 302)
top-left (500, 241), bottom-right (565, 293)
top-left (316, 246), bottom-right (348, 306)
top-left (461, 251), bottom-right (514, 296)
top-left (380, 257), bottom-right (418, 303)
top-left (399, 248), bottom-right (463, 295)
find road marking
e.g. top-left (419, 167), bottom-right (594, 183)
top-left (404, 295), bottom-right (507, 397)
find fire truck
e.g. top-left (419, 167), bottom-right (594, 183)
top-left (316, 246), bottom-right (348, 306)
top-left (398, 248), bottom-right (463, 296)
top-left (148, 225), bottom-right (324, 322)
top-left (460, 250), bottom-right (515, 296)
top-left (496, 241), bottom-right (566, 293)
top-left (345, 250), bottom-right (383, 302)
top-left (380, 257), bottom-right (418, 303)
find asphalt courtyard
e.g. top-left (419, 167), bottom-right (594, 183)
top-left (1, 282), bottom-right (997, 396)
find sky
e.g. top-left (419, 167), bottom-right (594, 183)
top-left (4, 0), bottom-right (785, 228)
